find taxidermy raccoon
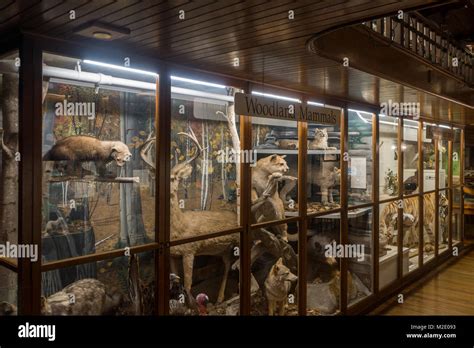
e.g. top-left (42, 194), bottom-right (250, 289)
top-left (41, 278), bottom-right (122, 315)
top-left (43, 135), bottom-right (132, 177)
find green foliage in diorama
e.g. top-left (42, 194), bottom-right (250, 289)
top-left (384, 168), bottom-right (398, 196)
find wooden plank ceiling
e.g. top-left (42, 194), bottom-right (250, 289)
top-left (1, 0), bottom-right (472, 125)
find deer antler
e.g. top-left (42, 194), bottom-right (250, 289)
top-left (140, 133), bottom-right (156, 170)
top-left (177, 127), bottom-right (203, 166)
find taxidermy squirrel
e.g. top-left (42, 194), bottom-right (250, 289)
top-left (264, 257), bottom-right (297, 316)
top-left (43, 135), bottom-right (132, 177)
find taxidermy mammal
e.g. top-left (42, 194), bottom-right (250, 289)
top-left (43, 135), bottom-right (132, 177)
top-left (0, 302), bottom-right (17, 315)
top-left (168, 132), bottom-right (239, 304)
top-left (379, 195), bottom-right (436, 252)
top-left (313, 166), bottom-right (341, 204)
top-left (264, 257), bottom-right (297, 316)
top-left (277, 128), bottom-right (337, 150)
top-left (251, 154), bottom-right (290, 240)
top-left (309, 128), bottom-right (337, 150)
top-left (41, 278), bottom-right (121, 315)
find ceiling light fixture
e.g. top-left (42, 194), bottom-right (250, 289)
top-left (83, 59), bottom-right (158, 77)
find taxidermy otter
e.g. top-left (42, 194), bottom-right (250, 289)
top-left (43, 135), bottom-right (132, 177)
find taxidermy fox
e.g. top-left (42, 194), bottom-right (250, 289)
top-left (43, 135), bottom-right (132, 177)
top-left (264, 257), bottom-right (297, 316)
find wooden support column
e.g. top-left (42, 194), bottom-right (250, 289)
top-left (340, 107), bottom-right (349, 313)
top-left (297, 111), bottom-right (308, 315)
top-left (18, 35), bottom-right (42, 315)
top-left (156, 66), bottom-right (171, 315)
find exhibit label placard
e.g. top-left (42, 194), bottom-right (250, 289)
top-left (234, 93), bottom-right (341, 126)
top-left (426, 125), bottom-right (454, 141)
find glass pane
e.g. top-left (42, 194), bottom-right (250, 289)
top-left (307, 215), bottom-right (340, 315)
top-left (348, 110), bottom-right (373, 206)
top-left (379, 200), bottom-right (406, 289)
top-left (422, 124), bottom-right (436, 191)
top-left (0, 266), bottom-right (17, 315)
top-left (307, 124), bottom-right (341, 213)
top-left (402, 120), bottom-right (419, 195)
top-left (439, 138), bottom-right (449, 189)
top-left (348, 207), bottom-right (373, 306)
top-left (171, 79), bottom-right (240, 241)
top-left (423, 193), bottom-right (436, 263)
top-left (41, 252), bottom-right (155, 315)
top-left (402, 197), bottom-right (420, 274)
top-left (453, 187), bottom-right (462, 244)
top-left (438, 190), bottom-right (449, 253)
top-left (251, 223), bottom-right (298, 316)
top-left (170, 233), bottom-right (240, 315)
top-left (0, 51), bottom-right (19, 244)
top-left (42, 53), bottom-right (156, 260)
top-left (453, 128), bottom-right (461, 186)
top-left (379, 116), bottom-right (399, 199)
top-left (252, 116), bottom-right (298, 226)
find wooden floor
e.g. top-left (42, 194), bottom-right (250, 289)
top-left (372, 250), bottom-right (474, 315)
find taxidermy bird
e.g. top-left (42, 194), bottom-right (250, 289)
top-left (196, 293), bottom-right (209, 316)
top-left (169, 273), bottom-right (188, 315)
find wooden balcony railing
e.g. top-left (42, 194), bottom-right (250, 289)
top-left (363, 12), bottom-right (473, 86)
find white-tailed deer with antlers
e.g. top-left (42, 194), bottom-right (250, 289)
top-left (142, 130), bottom-right (238, 304)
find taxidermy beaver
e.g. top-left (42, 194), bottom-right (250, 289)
top-left (43, 135), bottom-right (132, 177)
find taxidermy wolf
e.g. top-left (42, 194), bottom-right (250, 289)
top-left (43, 135), bottom-right (132, 177)
top-left (41, 278), bottom-right (121, 315)
top-left (264, 257), bottom-right (297, 316)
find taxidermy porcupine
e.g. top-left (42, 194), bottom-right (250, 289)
top-left (43, 135), bottom-right (132, 177)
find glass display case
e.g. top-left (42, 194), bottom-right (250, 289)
top-left (0, 50), bottom-right (19, 315)
top-left (347, 110), bottom-right (373, 207)
top-left (348, 207), bottom-right (373, 305)
top-left (42, 252), bottom-right (155, 315)
top-left (306, 119), bottom-right (341, 214)
top-left (42, 53), bottom-right (157, 260)
top-left (0, 36), bottom-right (466, 316)
top-left (402, 120), bottom-right (419, 195)
top-left (379, 115), bottom-right (399, 199)
top-left (422, 124), bottom-right (436, 192)
top-left (307, 215), bottom-right (340, 315)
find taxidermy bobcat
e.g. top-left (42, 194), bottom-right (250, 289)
top-left (309, 128), bottom-right (337, 150)
top-left (43, 135), bottom-right (132, 177)
top-left (41, 278), bottom-right (122, 315)
top-left (264, 257), bottom-right (297, 316)
top-left (277, 128), bottom-right (337, 150)
top-left (251, 154), bottom-right (290, 240)
top-left (313, 166), bottom-right (341, 204)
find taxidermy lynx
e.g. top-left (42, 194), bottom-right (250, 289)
top-left (313, 166), bottom-right (341, 204)
top-left (43, 135), bottom-right (132, 177)
top-left (264, 257), bottom-right (297, 316)
top-left (252, 154), bottom-right (290, 240)
top-left (41, 278), bottom-right (121, 315)
top-left (309, 128), bottom-right (337, 150)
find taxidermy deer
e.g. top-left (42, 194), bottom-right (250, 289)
top-left (141, 130), bottom-right (238, 303)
